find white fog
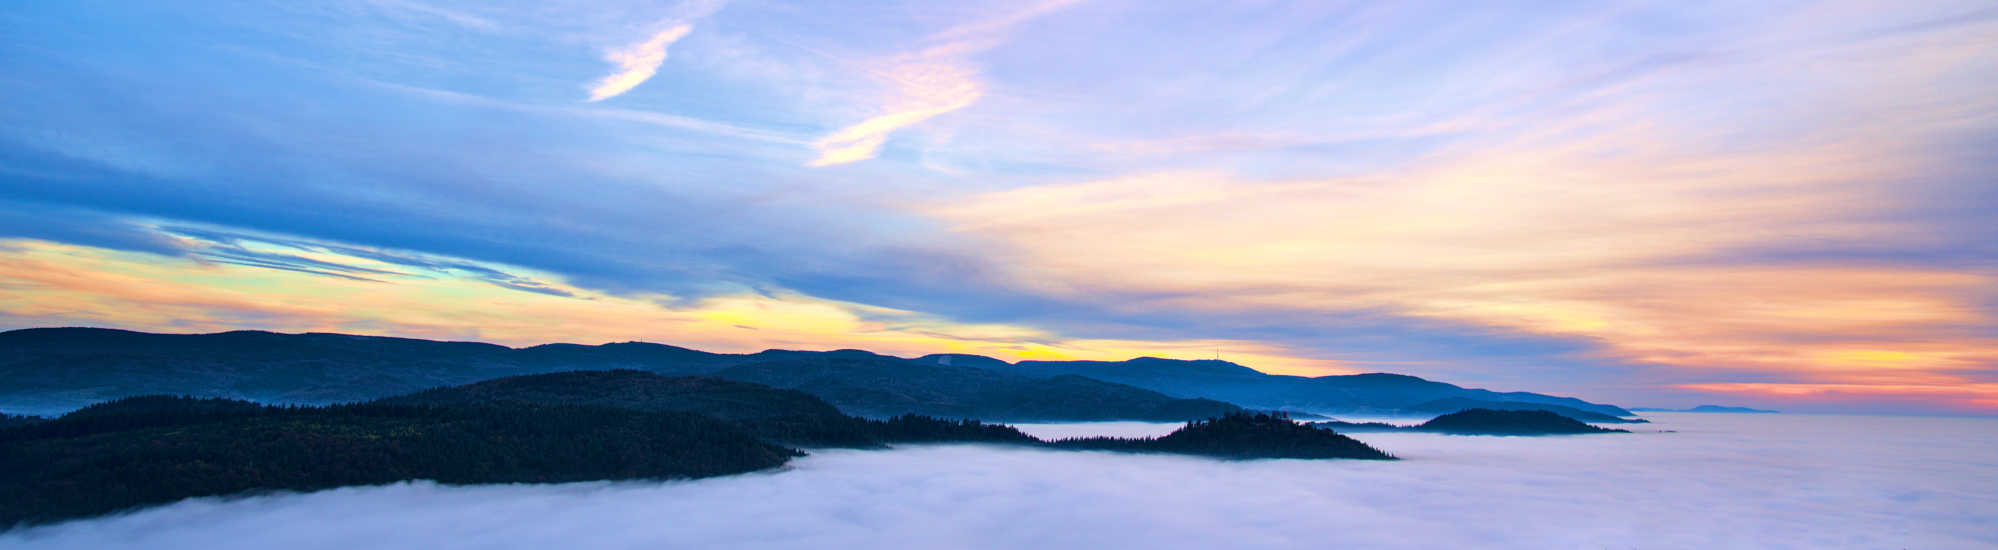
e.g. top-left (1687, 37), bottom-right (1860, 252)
top-left (5, 413), bottom-right (1993, 549)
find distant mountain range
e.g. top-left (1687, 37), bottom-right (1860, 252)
top-left (1629, 405), bottom-right (1778, 414)
top-left (0, 327), bottom-right (1635, 422)
top-left (926, 354), bottom-right (1634, 418)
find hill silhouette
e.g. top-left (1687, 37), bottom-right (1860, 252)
top-left (715, 355), bottom-right (1241, 421)
top-left (1402, 397), bottom-right (1647, 423)
top-left (1053, 412), bottom-right (1394, 459)
top-left (0, 396), bottom-right (799, 528)
top-left (0, 371), bottom-right (1042, 528)
top-left (375, 370), bottom-right (1039, 448)
top-left (973, 355), bottom-right (1634, 418)
top-left (0, 371), bottom-right (1405, 527)
top-left (0, 413), bottom-right (42, 429)
top-left (1316, 408), bottom-right (1629, 435)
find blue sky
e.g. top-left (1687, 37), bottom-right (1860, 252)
top-left (3, 0), bottom-right (1996, 413)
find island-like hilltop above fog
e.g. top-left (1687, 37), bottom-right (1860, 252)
top-left (0, 327), bottom-right (1637, 424)
top-left (0, 369), bottom-right (1390, 528)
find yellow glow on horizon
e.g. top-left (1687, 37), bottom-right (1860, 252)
top-left (0, 238), bottom-right (1347, 376)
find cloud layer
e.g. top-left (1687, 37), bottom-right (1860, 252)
top-left (5, 414), bottom-right (1994, 549)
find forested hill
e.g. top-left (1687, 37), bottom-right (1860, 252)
top-left (0, 396), bottom-right (801, 528)
top-left (1052, 412), bottom-right (1394, 460)
top-left (968, 356), bottom-right (1635, 419)
top-left (712, 355), bottom-right (1242, 421)
top-left (1400, 397), bottom-right (1646, 423)
top-left (0, 369), bottom-right (1048, 529)
top-left (375, 370), bottom-right (1041, 448)
top-left (0, 413), bottom-right (41, 429)
top-left (1416, 408), bottom-right (1629, 435)
top-left (1314, 408), bottom-right (1631, 436)
top-left (1, 373), bottom-right (1397, 528)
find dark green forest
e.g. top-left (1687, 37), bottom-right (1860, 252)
top-left (0, 413), bottom-right (42, 429)
top-left (0, 396), bottom-right (799, 527)
top-left (1416, 408), bottom-right (1628, 435)
top-left (1313, 408), bottom-right (1630, 435)
top-left (374, 370), bottom-right (1044, 448)
top-left (1053, 412), bottom-right (1394, 460)
top-left (1, 371), bottom-right (1395, 529)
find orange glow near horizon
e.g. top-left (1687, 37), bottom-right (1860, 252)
top-left (919, 140), bottom-right (1998, 412)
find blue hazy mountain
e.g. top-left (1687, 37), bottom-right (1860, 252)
top-left (0, 328), bottom-right (1234, 421)
top-left (1630, 405), bottom-right (1779, 413)
top-left (0, 328), bottom-right (1629, 421)
top-left (712, 353), bottom-right (1240, 421)
top-left (921, 354), bottom-right (1633, 419)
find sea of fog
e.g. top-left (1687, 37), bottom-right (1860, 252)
top-left (5, 413), bottom-right (1994, 549)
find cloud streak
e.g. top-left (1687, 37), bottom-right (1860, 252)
top-left (809, 62), bottom-right (983, 166)
top-left (807, 1), bottom-right (1079, 166)
top-left (588, 24), bottom-right (695, 101)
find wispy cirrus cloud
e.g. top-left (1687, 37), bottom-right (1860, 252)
top-left (582, 0), bottom-right (730, 101)
top-left (587, 24), bottom-right (695, 101)
top-left (809, 61), bottom-right (984, 166)
top-left (807, 0), bottom-right (1081, 166)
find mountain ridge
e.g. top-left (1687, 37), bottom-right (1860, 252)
top-left (1630, 405), bottom-right (1778, 414)
top-left (0, 328), bottom-right (1232, 421)
top-left (952, 353), bottom-right (1633, 418)
top-left (0, 327), bottom-right (1631, 421)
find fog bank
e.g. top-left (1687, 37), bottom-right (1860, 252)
top-left (5, 413), bottom-right (1994, 549)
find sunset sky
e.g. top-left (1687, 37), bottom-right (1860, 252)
top-left (3, 0), bottom-right (1994, 414)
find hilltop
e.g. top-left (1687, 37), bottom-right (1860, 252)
top-left (1316, 408), bottom-right (1630, 436)
top-left (1054, 412), bottom-right (1394, 459)
top-left (0, 327), bottom-right (1631, 422)
top-left (0, 370), bottom-right (1398, 528)
top-left (375, 370), bottom-right (1040, 448)
top-left (947, 355), bottom-right (1635, 419)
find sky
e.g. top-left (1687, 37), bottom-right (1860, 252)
top-left (6, 414), bottom-right (1996, 549)
top-left (1, 0), bottom-right (1994, 414)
